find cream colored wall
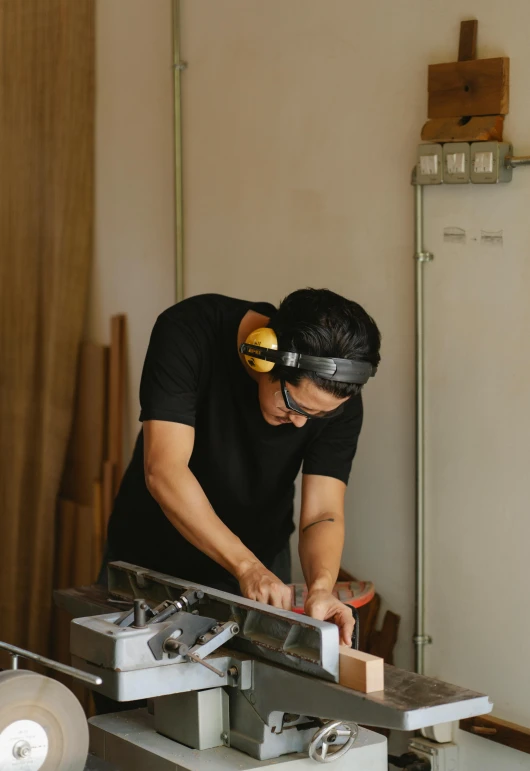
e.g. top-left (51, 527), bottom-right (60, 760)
top-left (88, 0), bottom-right (175, 451)
top-left (91, 1), bottom-right (530, 767)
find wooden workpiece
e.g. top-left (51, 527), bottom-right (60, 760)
top-left (339, 646), bottom-right (384, 693)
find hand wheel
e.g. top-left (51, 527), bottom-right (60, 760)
top-left (308, 719), bottom-right (358, 763)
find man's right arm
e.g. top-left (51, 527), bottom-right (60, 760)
top-left (143, 419), bottom-right (291, 609)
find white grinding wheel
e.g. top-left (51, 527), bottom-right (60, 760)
top-left (0, 669), bottom-right (88, 771)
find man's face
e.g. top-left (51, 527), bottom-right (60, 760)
top-left (258, 376), bottom-right (349, 427)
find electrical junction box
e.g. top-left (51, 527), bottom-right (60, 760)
top-left (409, 737), bottom-right (458, 771)
top-left (470, 141), bottom-right (513, 184)
top-left (443, 143), bottom-right (470, 184)
top-left (417, 143), bottom-right (443, 185)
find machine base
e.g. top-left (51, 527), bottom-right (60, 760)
top-left (89, 709), bottom-right (388, 770)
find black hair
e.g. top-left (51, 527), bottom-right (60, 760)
top-left (270, 288), bottom-right (381, 398)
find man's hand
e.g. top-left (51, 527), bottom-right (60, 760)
top-left (237, 561), bottom-right (292, 610)
top-left (305, 588), bottom-right (354, 646)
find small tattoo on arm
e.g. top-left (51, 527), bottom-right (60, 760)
top-left (302, 517), bottom-right (335, 533)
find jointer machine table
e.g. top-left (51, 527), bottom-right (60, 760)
top-left (55, 561), bottom-right (492, 771)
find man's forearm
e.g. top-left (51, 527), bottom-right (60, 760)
top-left (147, 463), bottom-right (260, 580)
top-left (298, 517), bottom-right (344, 592)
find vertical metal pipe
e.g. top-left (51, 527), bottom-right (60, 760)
top-left (412, 170), bottom-right (433, 674)
top-left (172, 0), bottom-right (185, 302)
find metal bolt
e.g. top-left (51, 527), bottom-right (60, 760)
top-left (220, 732), bottom-right (228, 743)
top-left (249, 691), bottom-right (256, 705)
top-left (227, 666), bottom-right (238, 678)
top-left (132, 599), bottom-right (148, 628)
top-left (13, 741), bottom-right (31, 759)
top-left (197, 635), bottom-right (206, 644)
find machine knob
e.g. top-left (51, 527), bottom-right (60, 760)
top-left (308, 720), bottom-right (358, 763)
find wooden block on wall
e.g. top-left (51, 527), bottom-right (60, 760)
top-left (339, 646), bottom-right (384, 693)
top-left (421, 115), bottom-right (504, 143)
top-left (428, 57), bottom-right (509, 118)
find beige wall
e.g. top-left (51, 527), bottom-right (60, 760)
top-left (89, 0), bottom-right (175, 450)
top-left (92, 2), bottom-right (530, 768)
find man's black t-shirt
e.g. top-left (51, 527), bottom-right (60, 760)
top-left (108, 294), bottom-right (363, 586)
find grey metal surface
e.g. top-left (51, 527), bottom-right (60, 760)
top-left (88, 709), bottom-right (388, 770)
top-left (106, 562), bottom-right (340, 681)
top-left (249, 661), bottom-right (492, 731)
top-left (71, 652), bottom-right (251, 702)
top-left (229, 689), bottom-right (323, 761)
top-left (154, 688), bottom-right (229, 750)
top-left (0, 640), bottom-right (102, 687)
top-left (84, 754), bottom-right (119, 770)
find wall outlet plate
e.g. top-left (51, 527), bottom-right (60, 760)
top-left (443, 143), bottom-right (470, 184)
top-left (470, 142), bottom-right (513, 184)
top-left (417, 143), bottom-right (443, 185)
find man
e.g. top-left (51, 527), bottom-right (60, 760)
top-left (104, 288), bottom-right (381, 646)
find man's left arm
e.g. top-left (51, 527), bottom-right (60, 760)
top-left (299, 474), bottom-right (355, 646)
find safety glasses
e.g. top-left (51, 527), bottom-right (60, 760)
top-left (278, 379), bottom-right (345, 420)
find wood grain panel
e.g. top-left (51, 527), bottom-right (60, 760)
top-left (428, 57), bottom-right (509, 118)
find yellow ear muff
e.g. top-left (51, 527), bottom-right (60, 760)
top-left (243, 327), bottom-right (278, 372)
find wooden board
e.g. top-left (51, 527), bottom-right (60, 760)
top-left (61, 342), bottom-right (108, 505)
top-left (339, 646), bottom-right (384, 693)
top-left (56, 498), bottom-right (76, 588)
top-left (460, 715), bottom-right (530, 755)
top-left (73, 504), bottom-right (93, 586)
top-left (92, 480), bottom-right (103, 579)
top-left (458, 20), bottom-right (478, 62)
top-left (428, 57), bottom-right (509, 118)
top-left (108, 314), bottom-right (126, 487)
top-left (421, 115), bottom-right (504, 143)
top-left (102, 459), bottom-right (116, 530)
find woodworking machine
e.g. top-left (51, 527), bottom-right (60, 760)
top-left (53, 561), bottom-right (492, 770)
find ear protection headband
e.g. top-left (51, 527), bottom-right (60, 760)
top-left (240, 328), bottom-right (376, 385)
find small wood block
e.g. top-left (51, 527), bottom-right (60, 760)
top-left (460, 715), bottom-right (530, 755)
top-left (428, 57), bottom-right (509, 118)
top-left (339, 646), bottom-right (384, 693)
top-left (421, 115), bottom-right (504, 143)
top-left (458, 20), bottom-right (478, 62)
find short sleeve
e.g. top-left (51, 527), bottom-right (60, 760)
top-left (139, 309), bottom-right (205, 427)
top-left (302, 395), bottom-right (364, 484)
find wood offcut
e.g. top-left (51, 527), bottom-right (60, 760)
top-left (339, 646), bottom-right (384, 693)
top-left (460, 715), bottom-right (530, 756)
